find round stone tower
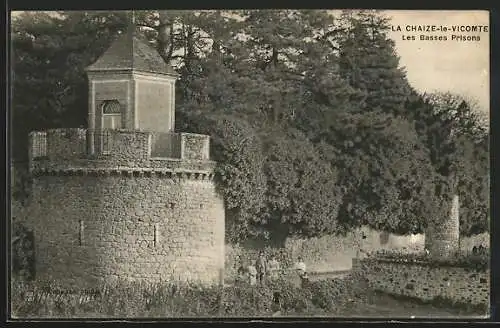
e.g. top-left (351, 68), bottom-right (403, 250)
top-left (425, 194), bottom-right (460, 260)
top-left (24, 15), bottom-right (225, 288)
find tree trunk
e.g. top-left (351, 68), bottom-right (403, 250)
top-left (157, 11), bottom-right (175, 62)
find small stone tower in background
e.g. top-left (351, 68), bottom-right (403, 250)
top-left (24, 12), bottom-right (225, 288)
top-left (425, 194), bottom-right (460, 260)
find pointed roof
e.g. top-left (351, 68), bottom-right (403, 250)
top-left (86, 28), bottom-right (179, 77)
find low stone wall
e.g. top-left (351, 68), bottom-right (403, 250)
top-left (98, 130), bottom-right (151, 161)
top-left (460, 233), bottom-right (489, 250)
top-left (352, 258), bottom-right (489, 306)
top-left (29, 129), bottom-right (212, 166)
top-left (224, 228), bottom-right (424, 280)
top-left (45, 129), bottom-right (86, 160)
top-left (150, 132), bottom-right (181, 158)
top-left (225, 230), bottom-right (490, 279)
top-left (181, 133), bottom-right (210, 160)
top-left (284, 228), bottom-right (424, 272)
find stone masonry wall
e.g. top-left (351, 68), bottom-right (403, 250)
top-left (46, 129), bottom-right (87, 160)
top-left (95, 130), bottom-right (151, 162)
top-left (25, 174), bottom-right (225, 288)
top-left (31, 157), bottom-right (217, 174)
top-left (352, 258), bottom-right (489, 306)
top-left (30, 129), bottom-right (212, 169)
top-left (150, 132), bottom-right (181, 158)
top-left (181, 133), bottom-right (210, 160)
top-left (284, 228), bottom-right (425, 272)
top-left (224, 228), bottom-right (424, 280)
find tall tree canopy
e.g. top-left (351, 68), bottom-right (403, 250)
top-left (335, 10), bottom-right (413, 116)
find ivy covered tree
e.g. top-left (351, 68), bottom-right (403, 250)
top-left (330, 111), bottom-right (444, 234)
top-left (261, 129), bottom-right (342, 244)
top-left (180, 112), bottom-right (268, 243)
top-left (455, 132), bottom-right (489, 235)
top-left (406, 92), bottom-right (489, 236)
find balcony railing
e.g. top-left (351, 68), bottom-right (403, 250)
top-left (29, 129), bottom-right (211, 162)
top-left (150, 132), bottom-right (182, 158)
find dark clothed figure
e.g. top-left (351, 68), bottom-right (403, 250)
top-left (255, 251), bottom-right (267, 285)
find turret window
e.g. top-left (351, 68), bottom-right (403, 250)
top-left (101, 100), bottom-right (122, 129)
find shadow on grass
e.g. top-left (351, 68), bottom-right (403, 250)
top-left (368, 290), bottom-right (489, 318)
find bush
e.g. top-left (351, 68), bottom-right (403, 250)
top-left (308, 280), bottom-right (340, 310)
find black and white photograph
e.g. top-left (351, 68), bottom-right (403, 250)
top-left (9, 9), bottom-right (490, 319)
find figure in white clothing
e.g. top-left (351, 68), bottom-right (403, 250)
top-left (294, 256), bottom-right (308, 288)
top-left (267, 255), bottom-right (280, 280)
top-left (294, 256), bottom-right (306, 277)
top-left (247, 264), bottom-right (257, 285)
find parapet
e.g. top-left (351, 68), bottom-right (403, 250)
top-left (29, 128), bottom-right (214, 175)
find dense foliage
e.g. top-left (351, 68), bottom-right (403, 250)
top-left (330, 112), bottom-right (443, 235)
top-left (11, 10), bottom-right (489, 243)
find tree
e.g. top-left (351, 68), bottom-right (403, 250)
top-left (335, 10), bottom-right (412, 115)
top-left (179, 112), bottom-right (268, 243)
top-left (261, 129), bottom-right (341, 243)
top-left (408, 92), bottom-right (490, 235)
top-left (331, 111), bottom-right (443, 234)
top-left (455, 132), bottom-right (489, 235)
top-left (11, 11), bottom-right (129, 161)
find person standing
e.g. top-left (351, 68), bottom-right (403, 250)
top-left (267, 255), bottom-right (280, 281)
top-left (235, 255), bottom-right (247, 284)
top-left (247, 263), bottom-right (257, 286)
top-left (294, 256), bottom-right (308, 288)
top-left (255, 251), bottom-right (268, 285)
top-left (291, 256), bottom-right (306, 288)
top-left (294, 256), bottom-right (306, 277)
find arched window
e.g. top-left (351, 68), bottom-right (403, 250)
top-left (101, 100), bottom-right (122, 129)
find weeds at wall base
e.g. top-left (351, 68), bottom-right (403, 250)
top-left (10, 276), bottom-right (364, 318)
top-left (373, 290), bottom-right (489, 316)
